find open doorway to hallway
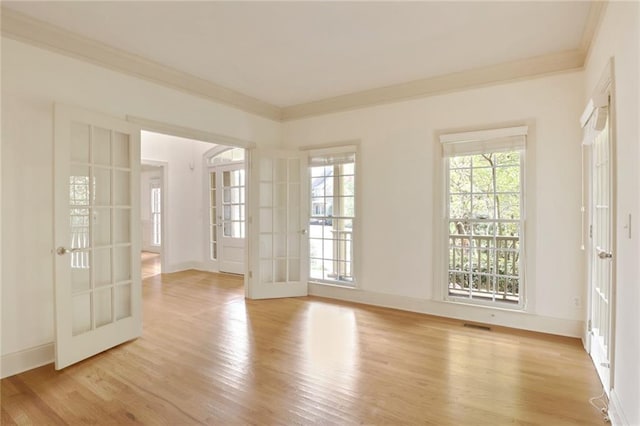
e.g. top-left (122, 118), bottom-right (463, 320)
top-left (139, 130), bottom-right (246, 280)
top-left (140, 163), bottom-right (164, 277)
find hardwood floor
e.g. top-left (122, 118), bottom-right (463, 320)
top-left (1, 255), bottom-right (604, 425)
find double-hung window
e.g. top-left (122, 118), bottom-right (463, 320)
top-left (150, 180), bottom-right (162, 246)
top-left (308, 146), bottom-right (357, 286)
top-left (441, 126), bottom-right (527, 307)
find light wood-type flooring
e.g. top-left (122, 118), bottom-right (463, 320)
top-left (1, 253), bottom-right (605, 425)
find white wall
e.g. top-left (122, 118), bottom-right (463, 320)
top-left (0, 37), bottom-right (280, 374)
top-left (284, 71), bottom-right (586, 337)
top-left (584, 3), bottom-right (640, 425)
top-left (141, 133), bottom-right (213, 271)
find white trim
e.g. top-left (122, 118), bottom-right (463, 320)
top-left (1, 343), bottom-right (54, 379)
top-left (308, 284), bottom-right (583, 337)
top-left (128, 116), bottom-right (256, 150)
top-left (282, 50), bottom-right (585, 121)
top-left (580, 1), bottom-right (609, 66)
top-left (0, 8), bottom-right (281, 121)
top-left (608, 388), bottom-right (630, 426)
top-left (163, 261), bottom-right (201, 274)
top-left (1, 6), bottom-right (608, 123)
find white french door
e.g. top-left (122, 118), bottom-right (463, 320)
top-left (216, 164), bottom-right (246, 274)
top-left (589, 113), bottom-right (614, 392)
top-left (247, 149), bottom-right (308, 299)
top-left (54, 105), bottom-right (141, 369)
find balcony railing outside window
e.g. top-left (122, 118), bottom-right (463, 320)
top-left (448, 222), bottom-right (520, 302)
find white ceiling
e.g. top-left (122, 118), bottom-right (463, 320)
top-left (3, 1), bottom-right (592, 108)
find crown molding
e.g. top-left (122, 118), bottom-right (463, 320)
top-left (2, 3), bottom-right (606, 124)
top-left (0, 8), bottom-right (282, 121)
top-left (580, 0), bottom-right (608, 65)
top-left (281, 49), bottom-right (585, 121)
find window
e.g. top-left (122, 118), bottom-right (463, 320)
top-left (150, 181), bottom-right (161, 246)
top-left (207, 147), bottom-right (244, 165)
top-left (441, 126), bottom-right (527, 307)
top-left (308, 147), bottom-right (357, 286)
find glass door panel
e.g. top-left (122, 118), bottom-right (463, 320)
top-left (248, 149), bottom-right (307, 299)
top-left (590, 117), bottom-right (613, 392)
top-left (54, 104), bottom-right (141, 369)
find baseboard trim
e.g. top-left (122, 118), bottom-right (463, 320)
top-left (308, 284), bottom-right (583, 337)
top-left (164, 261), bottom-right (201, 273)
top-left (1, 343), bottom-right (54, 379)
top-left (608, 389), bottom-right (630, 426)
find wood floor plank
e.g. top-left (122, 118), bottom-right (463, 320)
top-left (0, 253), bottom-right (605, 424)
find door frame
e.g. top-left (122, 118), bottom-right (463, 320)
top-left (583, 59), bottom-right (617, 393)
top-left (140, 160), bottom-right (168, 272)
top-left (127, 116), bottom-right (256, 293)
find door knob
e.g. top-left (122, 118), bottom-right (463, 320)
top-left (596, 247), bottom-right (613, 259)
top-left (56, 247), bottom-right (82, 256)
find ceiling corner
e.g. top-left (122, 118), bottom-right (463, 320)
top-left (0, 7), bottom-right (282, 122)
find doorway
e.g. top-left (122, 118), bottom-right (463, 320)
top-left (140, 162), bottom-right (164, 277)
top-left (140, 130), bottom-right (246, 277)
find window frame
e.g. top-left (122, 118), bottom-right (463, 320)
top-left (438, 125), bottom-right (530, 311)
top-left (306, 145), bottom-right (359, 288)
top-left (150, 179), bottom-right (162, 247)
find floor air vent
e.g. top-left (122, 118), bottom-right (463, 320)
top-left (463, 323), bottom-right (491, 331)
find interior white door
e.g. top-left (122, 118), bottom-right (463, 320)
top-left (247, 149), bottom-right (308, 299)
top-left (54, 104), bottom-right (141, 369)
top-left (219, 164), bottom-right (246, 274)
top-left (589, 114), bottom-right (613, 392)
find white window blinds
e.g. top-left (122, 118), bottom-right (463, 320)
top-left (581, 95), bottom-right (608, 146)
top-left (307, 146), bottom-right (357, 166)
top-left (440, 126), bottom-right (528, 157)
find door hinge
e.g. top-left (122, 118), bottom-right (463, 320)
top-left (588, 319), bottom-right (592, 332)
top-left (589, 225), bottom-right (593, 238)
top-left (249, 271), bottom-right (253, 279)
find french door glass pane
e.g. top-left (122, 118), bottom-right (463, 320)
top-left (94, 288), bottom-right (113, 328)
top-left (112, 132), bottom-right (130, 167)
top-left (70, 123), bottom-right (90, 163)
top-left (115, 284), bottom-right (132, 320)
top-left (92, 127), bottom-right (111, 166)
top-left (93, 168), bottom-right (111, 205)
top-left (68, 121), bottom-right (134, 335)
top-left (93, 208), bottom-right (111, 246)
top-left (72, 293), bottom-right (91, 336)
